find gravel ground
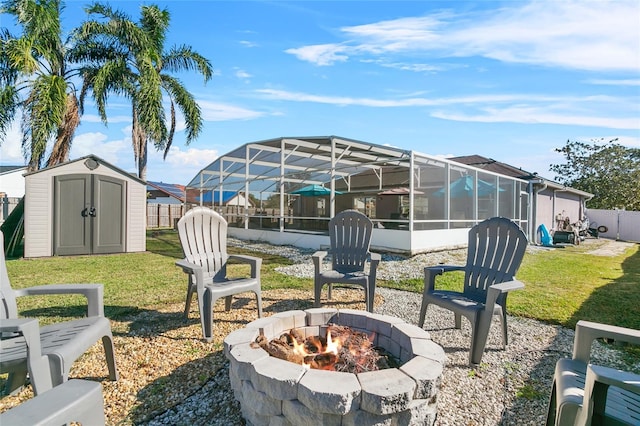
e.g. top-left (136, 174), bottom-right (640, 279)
top-left (1, 239), bottom-right (637, 425)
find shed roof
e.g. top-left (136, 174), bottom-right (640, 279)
top-left (23, 155), bottom-right (146, 185)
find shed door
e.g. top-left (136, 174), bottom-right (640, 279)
top-left (54, 174), bottom-right (126, 255)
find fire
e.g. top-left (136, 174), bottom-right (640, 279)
top-left (254, 324), bottom-right (390, 373)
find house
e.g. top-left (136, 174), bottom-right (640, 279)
top-left (450, 155), bottom-right (593, 242)
top-left (184, 136), bottom-right (534, 255)
top-left (0, 165), bottom-right (27, 198)
top-left (147, 181), bottom-right (185, 204)
top-left (0, 165), bottom-right (27, 224)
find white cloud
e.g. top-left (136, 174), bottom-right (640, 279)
top-left (257, 88), bottom-right (638, 130)
top-left (199, 100), bottom-right (265, 121)
top-left (432, 107), bottom-right (638, 130)
top-left (70, 132), bottom-right (130, 165)
top-left (286, 0), bottom-right (640, 72)
top-left (239, 40), bottom-right (259, 48)
top-left (235, 69), bottom-right (252, 79)
top-left (81, 114), bottom-right (132, 124)
top-left (285, 44), bottom-right (349, 66)
top-left (0, 121), bottom-right (25, 164)
top-left (586, 79), bottom-right (640, 87)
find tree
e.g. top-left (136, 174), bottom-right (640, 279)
top-left (0, 0), bottom-right (81, 170)
top-left (75, 2), bottom-right (212, 181)
top-left (550, 139), bottom-right (640, 210)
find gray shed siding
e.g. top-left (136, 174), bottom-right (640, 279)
top-left (24, 157), bottom-right (146, 258)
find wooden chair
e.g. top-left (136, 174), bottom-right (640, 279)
top-left (546, 320), bottom-right (640, 426)
top-left (0, 232), bottom-right (118, 396)
top-left (313, 209), bottom-right (381, 312)
top-left (418, 217), bottom-right (528, 365)
top-left (176, 207), bottom-right (263, 342)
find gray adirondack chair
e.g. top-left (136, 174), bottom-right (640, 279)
top-left (418, 216), bottom-right (528, 365)
top-left (176, 207), bottom-right (263, 342)
top-left (546, 320), bottom-right (640, 426)
top-left (313, 209), bottom-right (381, 313)
top-left (0, 232), bottom-right (118, 396)
top-left (0, 378), bottom-right (105, 425)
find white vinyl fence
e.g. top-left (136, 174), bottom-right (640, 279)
top-left (586, 209), bottom-right (640, 242)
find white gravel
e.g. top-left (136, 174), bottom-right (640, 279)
top-left (144, 239), bottom-right (638, 426)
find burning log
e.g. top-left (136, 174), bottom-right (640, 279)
top-left (252, 324), bottom-right (396, 374)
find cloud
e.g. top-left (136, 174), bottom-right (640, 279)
top-left (286, 0), bottom-right (640, 72)
top-left (0, 121), bottom-right (25, 164)
top-left (257, 88), bottom-right (638, 130)
top-left (235, 69), bottom-right (252, 79)
top-left (285, 44), bottom-right (349, 66)
top-left (431, 108), bottom-right (638, 130)
top-left (586, 79), bottom-right (640, 87)
top-left (239, 40), bottom-right (259, 48)
top-left (81, 114), bottom-right (132, 124)
top-left (199, 100), bottom-right (265, 121)
top-left (70, 132), bottom-right (130, 165)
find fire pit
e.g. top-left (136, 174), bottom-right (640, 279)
top-left (224, 308), bottom-right (446, 425)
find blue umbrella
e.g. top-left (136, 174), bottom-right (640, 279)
top-left (433, 176), bottom-right (502, 198)
top-left (290, 184), bottom-right (343, 196)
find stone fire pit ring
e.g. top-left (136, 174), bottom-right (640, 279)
top-left (224, 308), bottom-right (446, 425)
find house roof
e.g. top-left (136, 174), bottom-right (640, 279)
top-left (448, 155), bottom-right (536, 180)
top-left (0, 165), bottom-right (27, 175)
top-left (196, 190), bottom-right (240, 203)
top-left (147, 181), bottom-right (185, 202)
top-left (450, 154), bottom-right (593, 198)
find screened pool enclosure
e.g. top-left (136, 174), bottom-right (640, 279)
top-left (185, 136), bottom-right (529, 254)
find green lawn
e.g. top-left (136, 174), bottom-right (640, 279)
top-left (5, 229), bottom-right (639, 333)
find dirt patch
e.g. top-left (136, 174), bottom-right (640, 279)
top-left (584, 238), bottom-right (637, 256)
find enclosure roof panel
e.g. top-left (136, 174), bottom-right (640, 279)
top-left (186, 136), bottom-right (412, 191)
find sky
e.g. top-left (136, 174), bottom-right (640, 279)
top-left (1, 0), bottom-right (639, 185)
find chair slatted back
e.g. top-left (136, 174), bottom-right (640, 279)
top-left (464, 217), bottom-right (528, 303)
top-left (0, 232), bottom-right (19, 319)
top-left (177, 207), bottom-right (229, 279)
top-left (329, 210), bottom-right (373, 274)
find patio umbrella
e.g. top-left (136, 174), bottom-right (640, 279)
top-left (290, 184), bottom-right (343, 196)
top-left (433, 176), bottom-right (502, 198)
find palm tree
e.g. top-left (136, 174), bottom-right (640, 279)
top-left (75, 2), bottom-right (213, 181)
top-left (0, 0), bottom-right (81, 170)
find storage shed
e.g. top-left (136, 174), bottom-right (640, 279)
top-left (24, 155), bottom-right (147, 258)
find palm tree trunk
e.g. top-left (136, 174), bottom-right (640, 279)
top-left (47, 94), bottom-right (80, 167)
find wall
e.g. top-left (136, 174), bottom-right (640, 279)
top-left (229, 226), bottom-right (469, 255)
top-left (0, 168), bottom-right (27, 197)
top-left (586, 209), bottom-right (640, 242)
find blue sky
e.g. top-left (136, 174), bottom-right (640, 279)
top-left (1, 0), bottom-right (639, 185)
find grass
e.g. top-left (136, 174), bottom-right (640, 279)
top-left (5, 229), bottom-right (640, 333)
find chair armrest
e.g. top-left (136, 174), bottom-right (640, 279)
top-left (486, 279), bottom-right (525, 308)
top-left (228, 254), bottom-right (262, 279)
top-left (0, 319), bottom-right (53, 393)
top-left (369, 252), bottom-right (381, 267)
top-left (312, 251), bottom-right (328, 273)
top-left (14, 284), bottom-right (105, 317)
top-left (175, 259), bottom-right (206, 290)
top-left (573, 321), bottom-right (640, 364)
top-left (489, 279), bottom-right (525, 293)
top-left (423, 265), bottom-right (465, 292)
top-left (576, 364), bottom-right (640, 425)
